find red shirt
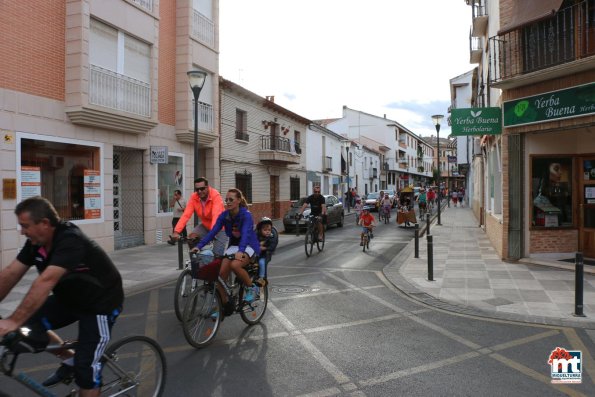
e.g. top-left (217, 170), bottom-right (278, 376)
top-left (359, 213), bottom-right (375, 227)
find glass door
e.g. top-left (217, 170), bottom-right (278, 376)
top-left (579, 158), bottom-right (595, 258)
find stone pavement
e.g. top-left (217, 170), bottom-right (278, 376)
top-left (383, 204), bottom-right (595, 329)
top-left (2, 209), bottom-right (595, 329)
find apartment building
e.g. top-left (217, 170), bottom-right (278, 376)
top-left (219, 78), bottom-right (308, 221)
top-left (306, 123), bottom-right (346, 197)
top-left (463, 0), bottom-right (595, 260)
top-left (0, 0), bottom-right (220, 264)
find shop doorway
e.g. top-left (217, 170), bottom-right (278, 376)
top-left (579, 157), bottom-right (595, 258)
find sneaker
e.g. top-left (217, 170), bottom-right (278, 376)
top-left (244, 285), bottom-right (260, 303)
top-left (167, 236), bottom-right (175, 245)
top-left (42, 363), bottom-right (75, 387)
top-left (255, 277), bottom-right (267, 287)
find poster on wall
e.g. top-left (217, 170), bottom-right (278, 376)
top-left (21, 166), bottom-right (41, 199)
top-left (83, 170), bottom-right (102, 219)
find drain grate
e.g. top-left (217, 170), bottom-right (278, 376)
top-left (272, 285), bottom-right (310, 294)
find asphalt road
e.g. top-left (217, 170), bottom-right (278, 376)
top-left (3, 209), bottom-right (595, 396)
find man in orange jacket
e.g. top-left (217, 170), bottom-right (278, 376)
top-left (171, 177), bottom-right (228, 255)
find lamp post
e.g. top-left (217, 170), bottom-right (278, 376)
top-left (431, 114), bottom-right (443, 225)
top-left (187, 70), bottom-right (207, 226)
top-left (345, 143), bottom-right (350, 212)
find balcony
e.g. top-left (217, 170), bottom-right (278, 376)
top-left (259, 136), bottom-right (300, 165)
top-left (175, 101), bottom-right (217, 145)
top-left (235, 130), bottom-right (249, 142)
top-left (192, 9), bottom-right (215, 48)
top-left (67, 64), bottom-right (157, 134)
top-left (488, 0), bottom-right (595, 88)
top-left (323, 156), bottom-right (332, 172)
top-left (470, 33), bottom-right (482, 64)
top-left (471, 0), bottom-right (488, 36)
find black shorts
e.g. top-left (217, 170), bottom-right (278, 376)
top-left (26, 295), bottom-right (121, 390)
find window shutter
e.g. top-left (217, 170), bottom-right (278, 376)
top-left (89, 19), bottom-right (118, 71)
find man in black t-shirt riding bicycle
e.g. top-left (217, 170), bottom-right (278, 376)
top-left (298, 186), bottom-right (327, 241)
top-left (0, 197), bottom-right (124, 397)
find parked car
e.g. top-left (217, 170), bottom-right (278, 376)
top-left (283, 195), bottom-right (344, 232)
top-left (363, 192), bottom-right (380, 211)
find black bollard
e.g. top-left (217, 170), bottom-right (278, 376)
top-left (426, 213), bottom-right (431, 235)
top-left (414, 223), bottom-right (419, 259)
top-left (574, 252), bottom-right (585, 317)
top-left (427, 234), bottom-right (434, 281)
top-left (177, 238), bottom-right (184, 270)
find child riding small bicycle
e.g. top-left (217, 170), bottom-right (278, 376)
top-left (358, 206), bottom-right (376, 246)
top-left (380, 193), bottom-right (391, 219)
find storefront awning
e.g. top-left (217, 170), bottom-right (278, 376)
top-left (498, 0), bottom-right (563, 35)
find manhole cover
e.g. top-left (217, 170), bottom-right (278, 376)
top-left (272, 285), bottom-right (309, 294)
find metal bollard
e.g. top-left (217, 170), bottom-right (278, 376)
top-left (426, 213), bottom-right (431, 235)
top-left (427, 234), bottom-right (434, 281)
top-left (574, 252), bottom-right (585, 317)
top-left (414, 223), bottom-right (419, 258)
top-left (177, 238), bottom-right (184, 270)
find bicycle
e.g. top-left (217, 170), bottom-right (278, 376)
top-left (361, 226), bottom-right (372, 252)
top-left (0, 326), bottom-right (166, 396)
top-left (173, 236), bottom-right (213, 322)
top-left (181, 252), bottom-right (268, 349)
top-left (302, 214), bottom-right (325, 257)
top-left (380, 205), bottom-right (391, 224)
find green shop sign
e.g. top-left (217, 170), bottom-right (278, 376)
top-left (504, 82), bottom-right (595, 127)
top-left (450, 107), bottom-right (502, 136)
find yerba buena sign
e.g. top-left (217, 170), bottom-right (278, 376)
top-left (451, 107), bottom-right (502, 136)
top-left (504, 82), bottom-right (595, 127)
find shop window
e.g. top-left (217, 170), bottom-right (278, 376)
top-left (20, 137), bottom-right (102, 221)
top-left (157, 155), bottom-right (184, 214)
top-left (531, 157), bottom-right (573, 228)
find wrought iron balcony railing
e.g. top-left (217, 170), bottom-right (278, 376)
top-left (192, 9), bottom-right (215, 48)
top-left (489, 0), bottom-right (595, 85)
top-left (261, 135), bottom-right (292, 152)
top-left (235, 131), bottom-right (249, 141)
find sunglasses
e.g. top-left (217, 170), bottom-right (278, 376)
top-left (224, 197), bottom-right (235, 203)
top-left (195, 186), bottom-right (207, 192)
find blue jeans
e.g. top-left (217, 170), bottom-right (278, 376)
top-left (258, 257), bottom-right (267, 278)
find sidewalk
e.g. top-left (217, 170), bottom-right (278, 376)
top-left (383, 204), bottom-right (595, 329)
top-left (0, 219), bottom-right (302, 317)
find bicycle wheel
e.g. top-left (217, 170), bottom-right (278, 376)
top-left (239, 283), bottom-right (268, 325)
top-left (316, 227), bottom-right (325, 252)
top-left (100, 335), bottom-right (166, 397)
top-left (182, 285), bottom-right (222, 348)
top-left (304, 228), bottom-right (314, 257)
top-left (366, 236), bottom-right (370, 250)
top-left (174, 268), bottom-right (193, 322)
top-left (362, 236), bottom-right (367, 252)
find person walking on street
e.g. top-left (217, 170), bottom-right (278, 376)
top-left (451, 190), bottom-right (459, 207)
top-left (168, 189), bottom-right (186, 244)
top-left (0, 196), bottom-right (124, 396)
top-left (171, 177), bottom-right (228, 255)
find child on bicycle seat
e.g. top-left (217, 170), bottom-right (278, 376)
top-left (381, 193), bottom-right (391, 211)
top-left (256, 217), bottom-right (278, 287)
top-left (358, 206), bottom-right (376, 245)
top-left (354, 198), bottom-right (363, 222)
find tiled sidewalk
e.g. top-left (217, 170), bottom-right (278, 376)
top-left (383, 204), bottom-right (595, 329)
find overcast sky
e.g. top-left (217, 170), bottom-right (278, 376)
top-left (219, 0), bottom-right (473, 137)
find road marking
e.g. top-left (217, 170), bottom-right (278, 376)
top-left (562, 327), bottom-right (595, 385)
top-left (271, 285), bottom-right (385, 302)
top-left (489, 353), bottom-right (588, 397)
top-left (268, 302), bottom-right (356, 389)
top-left (145, 289), bottom-right (159, 340)
top-left (359, 351), bottom-right (482, 387)
top-left (489, 330), bottom-right (559, 351)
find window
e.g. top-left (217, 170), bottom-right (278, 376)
top-left (235, 109), bottom-right (248, 141)
top-left (531, 157), bottom-right (573, 228)
top-left (89, 19), bottom-right (151, 117)
top-left (290, 177), bottom-right (300, 201)
top-left (157, 155), bottom-right (183, 214)
top-left (235, 170), bottom-right (252, 203)
top-left (294, 131), bottom-right (301, 154)
top-left (20, 136), bottom-right (102, 221)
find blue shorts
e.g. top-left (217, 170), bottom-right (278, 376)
top-left (26, 295), bottom-right (121, 389)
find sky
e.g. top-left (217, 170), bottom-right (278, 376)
top-left (219, 0), bottom-right (473, 137)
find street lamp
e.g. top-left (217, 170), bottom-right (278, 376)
top-left (188, 69), bottom-right (207, 226)
top-left (431, 114), bottom-right (443, 225)
top-left (345, 143), bottom-right (350, 212)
